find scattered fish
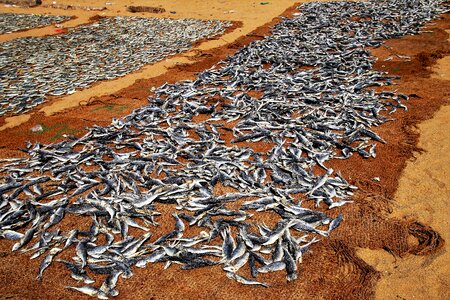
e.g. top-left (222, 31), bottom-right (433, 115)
top-left (0, 16), bottom-right (231, 117)
top-left (0, 13), bottom-right (70, 35)
top-left (0, 0), bottom-right (447, 298)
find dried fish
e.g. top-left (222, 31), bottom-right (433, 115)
top-left (0, 16), bottom-right (231, 117)
top-left (0, 0), bottom-right (447, 298)
top-left (0, 13), bottom-right (70, 35)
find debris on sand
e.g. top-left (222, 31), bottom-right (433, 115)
top-left (42, 3), bottom-right (107, 11)
top-left (127, 6), bottom-right (166, 14)
top-left (0, 0), bottom-right (41, 8)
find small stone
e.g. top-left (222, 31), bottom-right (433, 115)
top-left (31, 124), bottom-right (43, 132)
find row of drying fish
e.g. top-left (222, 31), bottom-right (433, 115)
top-left (0, 0), bottom-right (448, 299)
top-left (0, 13), bottom-right (70, 35)
top-left (0, 16), bottom-right (231, 117)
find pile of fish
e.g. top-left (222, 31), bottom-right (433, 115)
top-left (0, 13), bottom-right (70, 35)
top-left (0, 16), bottom-right (231, 116)
top-left (0, 0), bottom-right (447, 298)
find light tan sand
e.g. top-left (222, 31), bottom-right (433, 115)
top-left (358, 106), bottom-right (450, 299)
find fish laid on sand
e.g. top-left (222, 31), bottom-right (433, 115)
top-left (0, 0), bottom-right (448, 298)
top-left (0, 13), bottom-right (70, 35)
top-left (0, 16), bottom-right (231, 117)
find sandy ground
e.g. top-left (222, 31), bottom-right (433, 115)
top-left (358, 104), bottom-right (450, 300)
top-left (0, 0), bottom-right (312, 129)
top-left (432, 30), bottom-right (450, 81)
top-left (358, 32), bottom-right (450, 300)
top-left (0, 1), bottom-right (449, 299)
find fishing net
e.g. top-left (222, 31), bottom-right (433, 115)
top-left (0, 0), bottom-right (448, 298)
